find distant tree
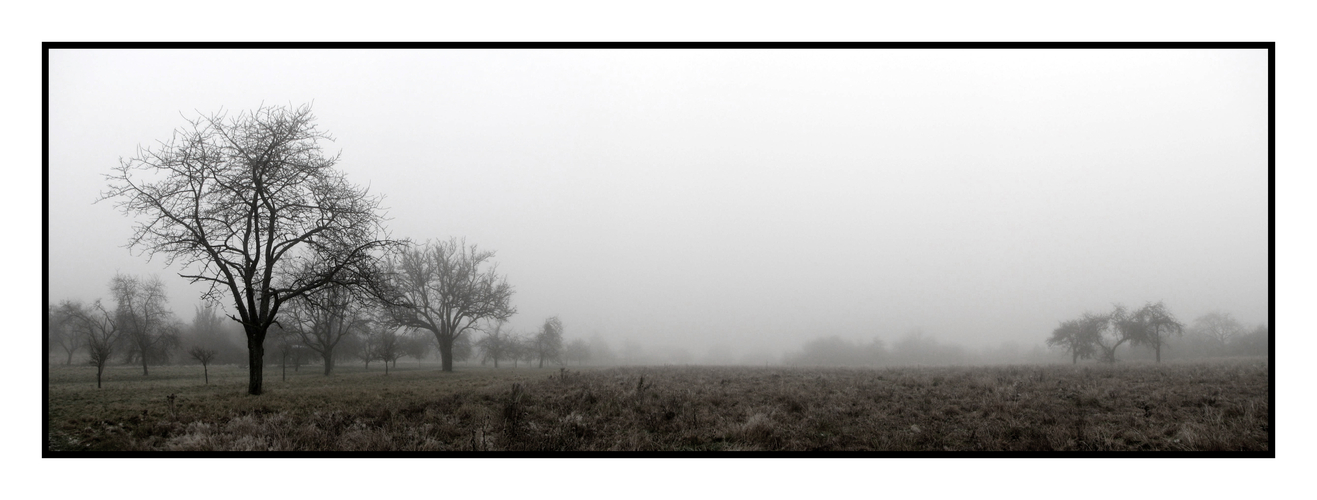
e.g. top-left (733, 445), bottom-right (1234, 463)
top-left (563, 339), bottom-right (591, 366)
top-left (475, 319), bottom-right (512, 368)
top-left (189, 346), bottom-right (218, 384)
top-left (1091, 307), bottom-right (1132, 363)
top-left (284, 284), bottom-right (368, 376)
top-left (401, 331), bottom-right (431, 362)
top-left (379, 238), bottom-right (516, 372)
top-left (188, 304), bottom-right (242, 362)
top-left (374, 328), bottom-right (405, 374)
top-left (101, 103), bottom-right (396, 395)
top-left (271, 322), bottom-right (298, 382)
top-left (588, 336), bottom-right (617, 365)
top-left (111, 274), bottom-right (181, 375)
top-left (863, 338), bottom-right (888, 366)
top-left (355, 325), bottom-right (378, 370)
top-left (892, 329), bottom-right (965, 366)
top-left (509, 333), bottom-right (535, 368)
top-left (787, 336), bottom-right (864, 366)
top-left (1193, 312), bottom-right (1244, 350)
top-left (1120, 301), bottom-right (1185, 363)
top-left (1047, 315), bottom-right (1102, 364)
top-left (49, 304), bottom-right (84, 365)
top-left (63, 301), bottom-right (120, 388)
top-left (451, 332), bottom-right (474, 364)
top-left (1234, 323), bottom-right (1269, 356)
top-left (534, 316), bottom-right (564, 368)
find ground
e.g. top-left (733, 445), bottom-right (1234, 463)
top-left (45, 358), bottom-right (1270, 452)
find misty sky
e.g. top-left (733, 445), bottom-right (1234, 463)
top-left (46, 48), bottom-right (1268, 359)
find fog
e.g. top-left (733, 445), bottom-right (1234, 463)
top-left (46, 49), bottom-right (1268, 364)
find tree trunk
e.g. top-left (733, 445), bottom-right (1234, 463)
top-left (204, 364), bottom-right (210, 385)
top-left (538, 355), bottom-right (544, 369)
top-left (66, 350), bottom-right (74, 366)
top-left (1155, 344), bottom-right (1162, 363)
top-left (1072, 351), bottom-right (1078, 364)
top-left (323, 351), bottom-right (334, 376)
top-left (384, 361), bottom-right (389, 375)
top-left (141, 348), bottom-right (150, 376)
top-left (96, 363), bottom-right (104, 389)
top-left (247, 331), bottom-right (265, 395)
top-left (439, 335), bottom-right (454, 372)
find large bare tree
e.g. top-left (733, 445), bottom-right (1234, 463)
top-left (380, 238), bottom-right (515, 372)
top-left (111, 274), bottom-right (180, 375)
top-left (101, 104), bottom-right (394, 395)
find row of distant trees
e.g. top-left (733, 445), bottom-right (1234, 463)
top-left (783, 330), bottom-right (980, 367)
top-left (781, 305), bottom-right (1268, 368)
top-left (1047, 302), bottom-right (1268, 364)
top-left (48, 272), bottom-right (593, 386)
top-left (48, 275), bottom-right (187, 388)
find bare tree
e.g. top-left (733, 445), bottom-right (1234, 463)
top-left (534, 316), bottom-right (564, 368)
top-left (49, 304), bottom-right (84, 366)
top-left (1049, 310), bottom-right (1118, 363)
top-left (475, 319), bottom-right (512, 368)
top-left (511, 333), bottom-right (535, 368)
top-left (401, 331), bottom-right (431, 363)
top-left (1046, 318), bottom-right (1100, 364)
top-left (563, 338), bottom-right (591, 366)
top-left (189, 346), bottom-right (219, 384)
top-left (1193, 311), bottom-right (1243, 350)
top-left (1121, 301), bottom-right (1185, 363)
top-left (379, 239), bottom-right (515, 372)
top-left (270, 322), bottom-right (297, 382)
top-left (1093, 307), bottom-right (1132, 363)
top-left (62, 301), bottom-right (120, 389)
top-left (451, 332), bottom-right (474, 365)
top-left (101, 104), bottom-right (395, 395)
top-left (284, 284), bottom-right (367, 376)
top-left (374, 328), bottom-right (405, 375)
top-left (353, 323), bottom-right (378, 370)
top-left (111, 274), bottom-right (180, 375)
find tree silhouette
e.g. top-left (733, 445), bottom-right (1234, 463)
top-left (101, 104), bottom-right (395, 395)
top-left (379, 238), bottom-right (515, 372)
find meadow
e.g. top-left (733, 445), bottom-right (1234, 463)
top-left (45, 359), bottom-right (1270, 452)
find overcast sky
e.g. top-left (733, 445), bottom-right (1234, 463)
top-left (46, 48), bottom-right (1268, 358)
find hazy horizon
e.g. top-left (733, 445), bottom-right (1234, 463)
top-left (46, 48), bottom-right (1269, 361)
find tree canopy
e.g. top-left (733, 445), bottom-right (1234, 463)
top-left (379, 238), bottom-right (515, 371)
top-left (101, 103), bottom-right (394, 395)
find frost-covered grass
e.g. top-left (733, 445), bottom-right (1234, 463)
top-left (45, 359), bottom-right (1269, 452)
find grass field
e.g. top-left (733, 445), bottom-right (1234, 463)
top-left (45, 359), bottom-right (1270, 452)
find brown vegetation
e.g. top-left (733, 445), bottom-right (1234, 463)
top-left (46, 360), bottom-right (1268, 452)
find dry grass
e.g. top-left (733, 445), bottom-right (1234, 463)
top-left (45, 359), bottom-right (1269, 452)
